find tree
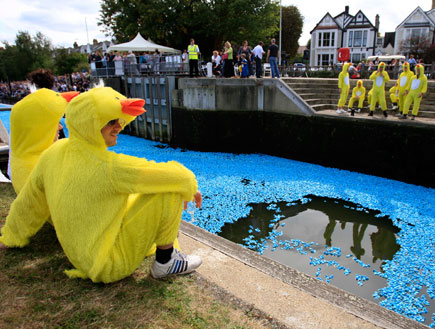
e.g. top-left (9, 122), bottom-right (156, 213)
top-left (53, 49), bottom-right (88, 75)
top-left (0, 31), bottom-right (54, 81)
top-left (274, 5), bottom-right (303, 60)
top-left (400, 35), bottom-right (431, 59)
top-left (98, 0), bottom-right (280, 58)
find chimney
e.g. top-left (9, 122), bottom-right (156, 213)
top-left (375, 14), bottom-right (380, 31)
top-left (345, 6), bottom-right (349, 15)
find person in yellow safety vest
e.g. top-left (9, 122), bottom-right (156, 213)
top-left (401, 64), bottom-right (427, 120)
top-left (336, 62), bottom-right (351, 114)
top-left (389, 81), bottom-right (399, 110)
top-left (187, 38), bottom-right (200, 78)
top-left (396, 62), bottom-right (414, 116)
top-left (368, 62), bottom-right (390, 118)
top-left (347, 80), bottom-right (366, 116)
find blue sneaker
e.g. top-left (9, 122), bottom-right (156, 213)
top-left (150, 249), bottom-right (202, 279)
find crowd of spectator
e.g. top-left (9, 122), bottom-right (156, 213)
top-left (0, 72), bottom-right (91, 103)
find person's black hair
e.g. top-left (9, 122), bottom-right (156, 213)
top-left (28, 68), bottom-right (54, 89)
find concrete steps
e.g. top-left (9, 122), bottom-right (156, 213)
top-left (283, 77), bottom-right (435, 118)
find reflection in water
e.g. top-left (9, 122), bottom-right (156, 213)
top-left (218, 195), bottom-right (401, 304)
top-left (219, 195), bottom-right (400, 265)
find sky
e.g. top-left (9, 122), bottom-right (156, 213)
top-left (0, 0), bottom-right (431, 49)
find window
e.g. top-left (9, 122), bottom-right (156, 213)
top-left (352, 53), bottom-right (361, 63)
top-left (322, 54), bottom-right (330, 66)
top-left (317, 31), bottom-right (335, 48)
top-left (363, 31), bottom-right (368, 47)
top-left (318, 54), bottom-right (321, 66)
top-left (354, 31), bottom-right (362, 47)
top-left (348, 31), bottom-right (353, 47)
top-left (323, 32), bottom-right (330, 47)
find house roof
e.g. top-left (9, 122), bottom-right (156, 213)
top-left (383, 32), bottom-right (396, 48)
top-left (396, 6), bottom-right (435, 30)
top-left (310, 12), bottom-right (341, 34)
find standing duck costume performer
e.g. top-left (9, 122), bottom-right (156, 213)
top-left (368, 62), bottom-right (390, 117)
top-left (347, 80), bottom-right (366, 116)
top-left (397, 62), bottom-right (415, 116)
top-left (0, 87), bottom-right (202, 283)
top-left (401, 64), bottom-right (427, 120)
top-left (9, 81), bottom-right (78, 194)
top-left (336, 62), bottom-right (351, 114)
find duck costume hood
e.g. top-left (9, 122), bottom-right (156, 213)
top-left (1, 86), bottom-right (198, 283)
top-left (9, 88), bottom-right (78, 193)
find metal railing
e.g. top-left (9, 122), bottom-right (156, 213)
top-left (90, 55), bottom-right (194, 78)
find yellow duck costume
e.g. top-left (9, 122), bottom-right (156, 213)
top-left (389, 82), bottom-right (399, 108)
top-left (0, 87), bottom-right (198, 283)
top-left (9, 89), bottom-right (78, 194)
top-left (337, 62), bottom-right (351, 113)
top-left (397, 62), bottom-right (414, 114)
top-left (402, 64), bottom-right (427, 119)
top-left (369, 62), bottom-right (390, 117)
top-left (347, 80), bottom-right (366, 115)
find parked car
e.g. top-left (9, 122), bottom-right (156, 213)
top-left (293, 63), bottom-right (306, 71)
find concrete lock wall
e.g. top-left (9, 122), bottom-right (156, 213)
top-left (171, 78), bottom-right (435, 188)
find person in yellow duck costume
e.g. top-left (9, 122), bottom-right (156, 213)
top-left (0, 86), bottom-right (203, 283)
top-left (401, 64), bottom-right (427, 120)
top-left (336, 62), bottom-right (351, 114)
top-left (9, 70), bottom-right (78, 194)
top-left (396, 62), bottom-right (414, 116)
top-left (389, 81), bottom-right (399, 110)
top-left (368, 62), bottom-right (390, 117)
top-left (347, 80), bottom-right (366, 116)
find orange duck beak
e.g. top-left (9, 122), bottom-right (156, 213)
top-left (120, 99), bottom-right (146, 116)
top-left (61, 91), bottom-right (80, 103)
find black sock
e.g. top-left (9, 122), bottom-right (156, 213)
top-left (156, 247), bottom-right (174, 264)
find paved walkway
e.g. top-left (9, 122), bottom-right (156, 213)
top-left (179, 222), bottom-right (429, 329)
top-left (319, 109), bottom-right (435, 126)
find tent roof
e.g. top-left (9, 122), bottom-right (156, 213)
top-left (107, 33), bottom-right (181, 54)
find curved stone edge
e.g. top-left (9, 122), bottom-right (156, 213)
top-left (180, 221), bottom-right (430, 329)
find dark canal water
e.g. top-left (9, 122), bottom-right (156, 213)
top-left (218, 195), bottom-right (402, 304)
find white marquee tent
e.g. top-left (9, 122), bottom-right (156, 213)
top-left (107, 33), bottom-right (181, 54)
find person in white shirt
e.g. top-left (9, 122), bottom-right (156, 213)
top-left (211, 50), bottom-right (222, 76)
top-left (252, 41), bottom-right (265, 78)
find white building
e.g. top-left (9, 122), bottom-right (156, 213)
top-left (310, 6), bottom-right (378, 66)
top-left (394, 6), bottom-right (435, 56)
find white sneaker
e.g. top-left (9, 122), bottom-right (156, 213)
top-left (150, 249), bottom-right (202, 279)
top-left (392, 105), bottom-right (398, 110)
top-left (336, 109), bottom-right (344, 114)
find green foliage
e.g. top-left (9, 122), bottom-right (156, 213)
top-left (53, 49), bottom-right (88, 75)
top-left (0, 31), bottom-right (54, 81)
top-left (99, 0), bottom-right (280, 58)
top-left (277, 5), bottom-right (303, 59)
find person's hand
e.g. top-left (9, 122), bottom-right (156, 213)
top-left (0, 242), bottom-right (7, 250)
top-left (419, 93), bottom-right (423, 98)
top-left (404, 90), bottom-right (408, 95)
top-left (183, 191), bottom-right (203, 210)
top-left (193, 191), bottom-right (202, 208)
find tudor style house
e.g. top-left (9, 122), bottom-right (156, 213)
top-left (394, 6), bottom-right (435, 56)
top-left (310, 6), bottom-right (378, 66)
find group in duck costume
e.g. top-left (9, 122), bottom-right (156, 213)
top-left (401, 64), bottom-right (427, 120)
top-left (335, 60), bottom-right (426, 119)
top-left (0, 86), bottom-right (202, 283)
